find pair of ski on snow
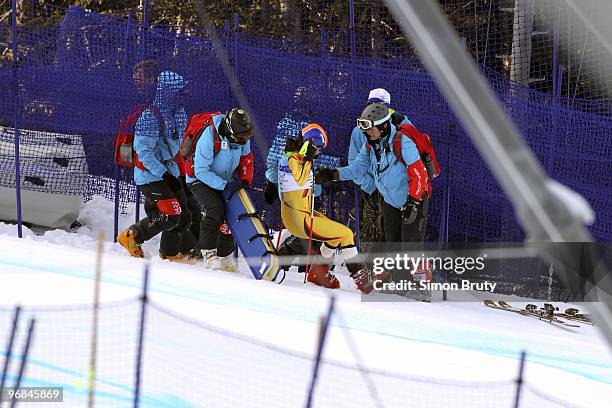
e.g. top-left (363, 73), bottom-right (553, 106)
top-left (484, 300), bottom-right (592, 330)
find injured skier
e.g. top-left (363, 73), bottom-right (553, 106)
top-left (277, 123), bottom-right (389, 293)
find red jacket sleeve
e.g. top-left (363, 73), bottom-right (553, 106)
top-left (238, 152), bottom-right (254, 184)
top-left (407, 160), bottom-right (428, 200)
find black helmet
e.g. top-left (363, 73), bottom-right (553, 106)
top-left (223, 108), bottom-right (253, 144)
top-left (357, 102), bottom-right (391, 131)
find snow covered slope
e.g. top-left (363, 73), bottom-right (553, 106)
top-left (0, 197), bottom-right (610, 407)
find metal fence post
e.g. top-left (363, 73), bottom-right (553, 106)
top-left (143, 0), bottom-right (149, 31)
top-left (349, 0), bottom-right (356, 95)
top-left (133, 265), bottom-right (150, 408)
top-left (10, 318), bottom-right (35, 408)
top-left (552, 21), bottom-right (559, 100)
top-left (321, 28), bottom-right (326, 63)
top-left (113, 167), bottom-right (121, 242)
top-left (12, 0), bottom-right (22, 238)
top-left (305, 296), bottom-right (335, 408)
top-left (353, 185), bottom-right (360, 251)
top-left (441, 147), bottom-right (451, 300)
top-left (555, 65), bottom-right (564, 101)
top-left (545, 63), bottom-right (564, 175)
top-left (0, 306), bottom-right (21, 398)
top-left (224, 19), bottom-right (230, 53)
top-left (115, 12), bottom-right (134, 242)
top-left (224, 19), bottom-right (232, 102)
top-left (232, 13), bottom-right (239, 104)
top-left (326, 185), bottom-right (333, 221)
top-left (513, 350), bottom-right (526, 408)
top-left (135, 1), bottom-right (150, 223)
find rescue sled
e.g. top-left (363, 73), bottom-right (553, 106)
top-left (222, 186), bottom-right (280, 281)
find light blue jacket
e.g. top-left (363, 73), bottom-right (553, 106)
top-left (187, 114), bottom-right (251, 190)
top-left (348, 127), bottom-right (376, 194)
top-left (348, 110), bottom-right (412, 195)
top-left (133, 71), bottom-right (188, 186)
top-left (339, 123), bottom-right (420, 209)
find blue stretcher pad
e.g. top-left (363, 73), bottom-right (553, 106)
top-left (223, 187), bottom-right (280, 281)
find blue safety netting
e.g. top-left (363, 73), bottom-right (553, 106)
top-left (0, 0), bottom-right (610, 242)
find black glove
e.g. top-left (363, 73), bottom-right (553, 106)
top-left (314, 168), bottom-right (339, 184)
top-left (285, 136), bottom-right (300, 153)
top-left (162, 172), bottom-right (182, 192)
top-left (401, 196), bottom-right (422, 225)
top-left (263, 181), bottom-right (278, 205)
top-left (302, 141), bottom-right (319, 163)
top-left (226, 179), bottom-right (249, 193)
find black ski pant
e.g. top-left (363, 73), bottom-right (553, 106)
top-left (132, 180), bottom-right (192, 257)
top-left (189, 181), bottom-right (235, 258)
top-left (383, 194), bottom-right (429, 243)
top-left (382, 195), bottom-right (431, 301)
top-left (276, 235), bottom-right (310, 272)
top-left (180, 177), bottom-right (201, 253)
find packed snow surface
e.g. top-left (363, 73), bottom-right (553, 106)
top-left (0, 196), bottom-right (610, 407)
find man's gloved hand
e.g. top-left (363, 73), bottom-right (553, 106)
top-left (401, 196), bottom-right (422, 225)
top-left (226, 179), bottom-right (249, 193)
top-left (162, 172), bottom-right (183, 192)
top-left (314, 168), bottom-right (339, 184)
top-left (263, 181), bottom-right (278, 204)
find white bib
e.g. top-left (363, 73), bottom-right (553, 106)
top-left (278, 156), bottom-right (312, 193)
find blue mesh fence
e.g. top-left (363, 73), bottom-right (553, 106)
top-left (0, 299), bottom-right (579, 407)
top-left (0, 0), bottom-right (610, 241)
top-left (0, 300), bottom-right (140, 406)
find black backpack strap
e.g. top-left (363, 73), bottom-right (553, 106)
top-left (212, 122), bottom-right (221, 155)
top-left (391, 111), bottom-right (406, 126)
top-left (392, 131), bottom-right (407, 166)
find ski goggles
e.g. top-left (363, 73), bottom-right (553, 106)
top-left (356, 112), bottom-right (391, 131)
top-left (230, 130), bottom-right (252, 141)
top-left (227, 132), bottom-right (252, 147)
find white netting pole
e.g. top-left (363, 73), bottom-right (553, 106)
top-left (88, 230), bottom-right (104, 408)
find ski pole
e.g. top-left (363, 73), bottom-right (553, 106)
top-left (304, 211), bottom-right (315, 284)
top-left (274, 222), bottom-right (284, 251)
top-left (304, 164), bottom-right (316, 284)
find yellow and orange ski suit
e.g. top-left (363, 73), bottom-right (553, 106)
top-left (278, 152), bottom-right (357, 259)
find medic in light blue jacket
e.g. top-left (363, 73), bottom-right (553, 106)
top-left (339, 108), bottom-right (428, 209)
top-left (187, 113), bottom-right (253, 189)
top-left (134, 71), bottom-right (188, 186)
top-left (348, 109), bottom-right (411, 195)
top-left (349, 88), bottom-right (413, 195)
